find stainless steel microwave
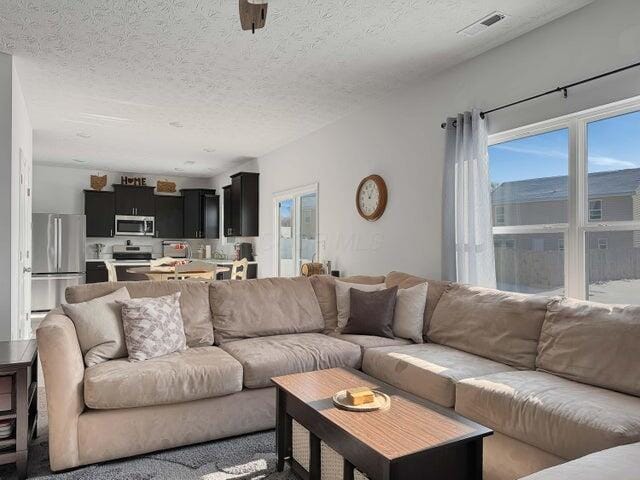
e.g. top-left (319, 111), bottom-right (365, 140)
top-left (115, 215), bottom-right (155, 236)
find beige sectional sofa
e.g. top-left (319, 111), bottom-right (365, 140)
top-left (36, 272), bottom-right (640, 480)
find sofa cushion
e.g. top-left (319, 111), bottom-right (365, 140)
top-left (61, 287), bottom-right (130, 367)
top-left (428, 284), bottom-right (550, 369)
top-left (220, 333), bottom-right (361, 389)
top-left (362, 343), bottom-right (515, 407)
top-left (519, 442), bottom-right (640, 480)
top-left (65, 280), bottom-right (214, 347)
top-left (310, 275), bottom-right (387, 332)
top-left (342, 286), bottom-right (398, 338)
top-left (328, 332), bottom-right (411, 353)
top-left (210, 277), bottom-right (324, 344)
top-left (537, 298), bottom-right (640, 397)
top-left (84, 346), bottom-right (242, 409)
top-left (385, 271), bottom-right (451, 339)
top-left (455, 371), bottom-right (640, 460)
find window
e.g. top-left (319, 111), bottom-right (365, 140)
top-left (489, 128), bottom-right (568, 295)
top-left (589, 200), bottom-right (603, 221)
top-left (274, 184), bottom-right (318, 277)
top-left (490, 100), bottom-right (640, 303)
top-left (495, 206), bottom-right (505, 226)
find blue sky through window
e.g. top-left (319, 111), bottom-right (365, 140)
top-left (489, 110), bottom-right (640, 185)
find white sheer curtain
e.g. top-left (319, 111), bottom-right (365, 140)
top-left (442, 109), bottom-right (496, 288)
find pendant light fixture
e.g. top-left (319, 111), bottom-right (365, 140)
top-left (239, 0), bottom-right (268, 34)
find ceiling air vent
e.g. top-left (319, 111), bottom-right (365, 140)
top-left (458, 11), bottom-right (507, 37)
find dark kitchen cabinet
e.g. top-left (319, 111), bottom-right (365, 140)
top-left (84, 190), bottom-right (115, 237)
top-left (86, 261), bottom-right (108, 283)
top-left (224, 172), bottom-right (259, 237)
top-left (223, 185), bottom-right (232, 238)
top-left (155, 195), bottom-right (184, 238)
top-left (113, 185), bottom-right (155, 216)
top-left (181, 189), bottom-right (219, 239)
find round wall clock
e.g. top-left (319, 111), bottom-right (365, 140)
top-left (356, 174), bottom-right (388, 221)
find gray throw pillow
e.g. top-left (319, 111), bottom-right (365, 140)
top-left (342, 286), bottom-right (398, 338)
top-left (62, 287), bottom-right (130, 367)
top-left (118, 292), bottom-right (187, 362)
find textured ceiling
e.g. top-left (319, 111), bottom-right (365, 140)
top-left (0, 0), bottom-right (592, 176)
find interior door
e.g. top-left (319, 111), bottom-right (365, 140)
top-left (18, 149), bottom-right (32, 339)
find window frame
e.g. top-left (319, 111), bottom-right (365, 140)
top-left (273, 183), bottom-right (319, 277)
top-left (494, 205), bottom-right (506, 226)
top-left (489, 95), bottom-right (640, 300)
top-left (597, 238), bottom-right (609, 250)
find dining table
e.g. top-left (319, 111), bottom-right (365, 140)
top-left (126, 265), bottom-right (230, 281)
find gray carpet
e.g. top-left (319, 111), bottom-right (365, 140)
top-left (0, 430), bottom-right (298, 479)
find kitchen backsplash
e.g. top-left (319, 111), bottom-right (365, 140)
top-left (86, 236), bottom-right (256, 260)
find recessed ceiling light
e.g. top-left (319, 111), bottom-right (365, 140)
top-left (203, 148), bottom-right (216, 153)
top-left (169, 121), bottom-right (184, 128)
top-left (76, 132), bottom-right (91, 138)
top-left (174, 167), bottom-right (185, 172)
top-left (72, 159), bottom-right (87, 164)
top-left (184, 160), bottom-right (195, 165)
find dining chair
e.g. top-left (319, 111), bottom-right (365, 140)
top-left (231, 258), bottom-right (249, 280)
top-left (105, 261), bottom-right (118, 282)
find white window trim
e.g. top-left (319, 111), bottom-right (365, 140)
top-left (489, 94), bottom-right (640, 299)
top-left (273, 183), bottom-right (319, 277)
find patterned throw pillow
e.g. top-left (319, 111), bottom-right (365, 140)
top-left (118, 292), bottom-right (187, 362)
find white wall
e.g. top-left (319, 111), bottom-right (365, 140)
top-left (0, 53), bottom-right (12, 340)
top-left (213, 0), bottom-right (640, 279)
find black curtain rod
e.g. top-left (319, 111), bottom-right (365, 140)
top-left (440, 60), bottom-right (640, 129)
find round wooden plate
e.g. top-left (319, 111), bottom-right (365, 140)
top-left (332, 390), bottom-right (391, 412)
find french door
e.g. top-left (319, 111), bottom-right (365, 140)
top-left (274, 184), bottom-right (318, 277)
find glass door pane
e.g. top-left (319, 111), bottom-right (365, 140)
top-left (278, 199), bottom-right (295, 277)
top-left (297, 193), bottom-right (317, 273)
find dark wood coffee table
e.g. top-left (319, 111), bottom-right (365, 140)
top-left (272, 367), bottom-right (492, 480)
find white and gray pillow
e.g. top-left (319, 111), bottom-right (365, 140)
top-left (118, 292), bottom-right (187, 362)
top-left (335, 280), bottom-right (386, 329)
top-left (393, 282), bottom-right (428, 343)
top-left (62, 287), bottom-right (131, 367)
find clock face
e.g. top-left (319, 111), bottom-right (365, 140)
top-left (359, 179), bottom-right (380, 216)
top-left (356, 175), bottom-right (387, 221)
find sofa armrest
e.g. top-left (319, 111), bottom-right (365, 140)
top-left (36, 309), bottom-right (85, 471)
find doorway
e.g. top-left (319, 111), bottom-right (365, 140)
top-left (273, 184), bottom-right (318, 277)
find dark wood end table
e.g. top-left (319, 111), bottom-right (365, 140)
top-left (0, 340), bottom-right (38, 480)
top-left (272, 367), bottom-right (492, 480)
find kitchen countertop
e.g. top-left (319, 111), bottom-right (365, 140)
top-left (86, 258), bottom-right (258, 265)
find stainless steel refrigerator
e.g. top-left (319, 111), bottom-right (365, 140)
top-left (31, 214), bottom-right (86, 312)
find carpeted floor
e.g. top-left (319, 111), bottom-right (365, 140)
top-left (0, 389), bottom-right (297, 479)
top-left (1, 431), bottom-right (297, 480)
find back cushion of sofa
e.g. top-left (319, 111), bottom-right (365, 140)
top-left (537, 298), bottom-right (640, 397)
top-left (65, 280), bottom-right (214, 347)
top-left (309, 274), bottom-right (386, 333)
top-left (427, 284), bottom-right (549, 369)
top-left (385, 271), bottom-right (451, 339)
top-left (210, 277), bottom-right (324, 344)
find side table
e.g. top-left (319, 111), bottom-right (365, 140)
top-left (0, 340), bottom-right (38, 480)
